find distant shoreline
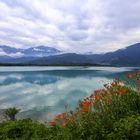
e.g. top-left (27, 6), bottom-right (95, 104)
top-left (0, 63), bottom-right (111, 67)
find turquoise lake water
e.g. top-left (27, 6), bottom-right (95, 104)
top-left (0, 66), bottom-right (137, 122)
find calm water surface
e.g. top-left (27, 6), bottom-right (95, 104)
top-left (0, 66), bottom-right (137, 122)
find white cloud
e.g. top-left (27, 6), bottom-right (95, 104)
top-left (9, 52), bottom-right (24, 57)
top-left (0, 0), bottom-right (139, 53)
top-left (0, 48), bottom-right (7, 56)
top-left (0, 48), bottom-right (24, 57)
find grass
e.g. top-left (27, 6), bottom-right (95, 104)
top-left (0, 71), bottom-right (140, 140)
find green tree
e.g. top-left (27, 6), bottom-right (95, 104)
top-left (5, 107), bottom-right (20, 120)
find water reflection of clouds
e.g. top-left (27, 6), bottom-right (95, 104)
top-left (0, 74), bottom-right (23, 83)
top-left (87, 67), bottom-right (135, 72)
top-left (0, 66), bottom-right (134, 86)
top-left (0, 76), bottom-right (7, 83)
top-left (0, 76), bottom-right (111, 110)
top-left (0, 72), bottom-right (61, 86)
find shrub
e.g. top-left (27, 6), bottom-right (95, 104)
top-left (106, 115), bottom-right (140, 140)
top-left (4, 107), bottom-right (20, 120)
top-left (0, 119), bottom-right (49, 140)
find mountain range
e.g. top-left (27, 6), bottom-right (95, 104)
top-left (0, 43), bottom-right (140, 66)
top-left (0, 45), bottom-right (61, 63)
top-left (0, 45), bottom-right (61, 57)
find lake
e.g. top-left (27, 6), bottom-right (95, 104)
top-left (0, 66), bottom-right (137, 122)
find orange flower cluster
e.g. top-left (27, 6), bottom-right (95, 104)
top-left (50, 121), bottom-right (56, 126)
top-left (80, 101), bottom-right (92, 112)
top-left (136, 79), bottom-right (140, 84)
top-left (126, 70), bottom-right (140, 86)
top-left (50, 112), bottom-right (67, 127)
top-left (94, 89), bottom-right (105, 95)
top-left (55, 112), bottom-right (67, 120)
top-left (117, 88), bottom-right (126, 95)
top-left (94, 95), bottom-right (100, 100)
top-left (127, 73), bottom-right (134, 78)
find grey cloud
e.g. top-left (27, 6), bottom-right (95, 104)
top-left (0, 0), bottom-right (140, 53)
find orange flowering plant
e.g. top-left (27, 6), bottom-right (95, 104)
top-left (50, 70), bottom-right (140, 135)
top-left (47, 70), bottom-right (140, 139)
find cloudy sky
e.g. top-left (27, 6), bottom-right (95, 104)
top-left (0, 0), bottom-right (140, 53)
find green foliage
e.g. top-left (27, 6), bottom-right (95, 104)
top-left (0, 119), bottom-right (49, 140)
top-left (106, 115), bottom-right (140, 140)
top-left (0, 119), bottom-right (80, 140)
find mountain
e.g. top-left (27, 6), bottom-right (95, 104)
top-left (0, 43), bottom-right (140, 66)
top-left (22, 46), bottom-right (61, 57)
top-left (0, 45), bottom-right (22, 54)
top-left (0, 45), bottom-right (61, 63)
top-left (0, 45), bottom-right (23, 57)
top-left (30, 43), bottom-right (140, 66)
top-left (0, 45), bottom-right (61, 58)
top-left (89, 43), bottom-right (140, 66)
top-left (30, 53), bottom-right (96, 65)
